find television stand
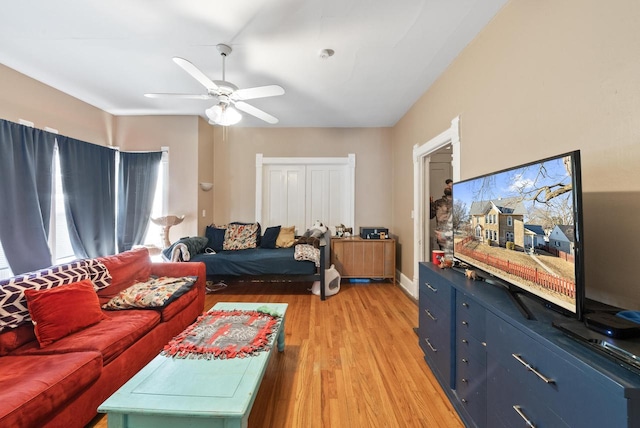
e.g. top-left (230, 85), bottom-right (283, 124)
top-left (506, 285), bottom-right (535, 320)
top-left (418, 262), bottom-right (640, 428)
top-left (474, 271), bottom-right (535, 320)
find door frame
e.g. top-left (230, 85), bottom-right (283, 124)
top-left (255, 154), bottom-right (356, 231)
top-left (411, 117), bottom-right (461, 297)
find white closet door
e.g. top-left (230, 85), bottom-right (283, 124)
top-left (306, 165), bottom-right (347, 230)
top-left (257, 154), bottom-right (355, 236)
top-left (263, 165), bottom-right (306, 234)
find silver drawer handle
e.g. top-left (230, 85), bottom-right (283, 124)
top-left (424, 338), bottom-right (437, 352)
top-left (461, 358), bottom-right (468, 364)
top-left (512, 354), bottom-right (555, 384)
top-left (513, 405), bottom-right (536, 428)
top-left (461, 321), bottom-right (469, 326)
top-left (426, 283), bottom-right (438, 292)
top-left (461, 339), bottom-right (469, 344)
top-left (462, 302), bottom-right (469, 308)
top-left (424, 309), bottom-right (437, 321)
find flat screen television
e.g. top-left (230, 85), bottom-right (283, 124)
top-left (452, 150), bottom-right (585, 320)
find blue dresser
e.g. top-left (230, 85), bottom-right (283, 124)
top-left (418, 262), bottom-right (640, 428)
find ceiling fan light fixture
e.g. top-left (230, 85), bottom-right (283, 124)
top-left (206, 103), bottom-right (242, 126)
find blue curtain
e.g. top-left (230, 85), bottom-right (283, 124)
top-left (117, 151), bottom-right (162, 252)
top-left (57, 136), bottom-right (116, 258)
top-left (0, 119), bottom-right (56, 274)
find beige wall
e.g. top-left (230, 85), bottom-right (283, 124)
top-left (113, 115), bottom-right (201, 242)
top-left (197, 118), bottom-right (215, 233)
top-left (0, 64), bottom-right (114, 146)
top-left (392, 0), bottom-right (640, 309)
top-left (211, 127), bottom-right (393, 230)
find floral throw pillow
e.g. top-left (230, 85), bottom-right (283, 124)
top-left (223, 223), bottom-right (259, 250)
top-left (102, 276), bottom-right (197, 310)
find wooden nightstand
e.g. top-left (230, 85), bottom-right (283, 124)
top-left (330, 237), bottom-right (396, 281)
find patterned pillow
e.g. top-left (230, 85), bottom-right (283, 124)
top-left (223, 223), bottom-right (260, 251)
top-left (0, 261), bottom-right (90, 331)
top-left (83, 259), bottom-right (112, 290)
top-left (102, 276), bottom-right (197, 310)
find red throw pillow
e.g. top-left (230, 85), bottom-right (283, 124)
top-left (24, 279), bottom-right (107, 347)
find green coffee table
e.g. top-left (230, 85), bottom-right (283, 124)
top-left (98, 302), bottom-right (288, 428)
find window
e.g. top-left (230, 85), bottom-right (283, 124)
top-left (143, 148), bottom-right (168, 248)
top-left (0, 242), bottom-right (10, 280)
top-left (507, 216), bottom-right (513, 227)
top-left (50, 147), bottom-right (75, 264)
top-left (0, 143), bottom-right (167, 277)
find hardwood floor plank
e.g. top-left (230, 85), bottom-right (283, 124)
top-left (87, 280), bottom-right (462, 428)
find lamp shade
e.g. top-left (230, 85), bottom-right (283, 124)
top-left (206, 104), bottom-right (242, 126)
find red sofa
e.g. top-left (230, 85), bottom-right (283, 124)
top-left (0, 248), bottom-right (206, 428)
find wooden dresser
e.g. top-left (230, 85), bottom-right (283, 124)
top-left (330, 237), bottom-right (395, 281)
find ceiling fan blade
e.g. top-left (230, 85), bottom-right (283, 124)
top-left (172, 57), bottom-right (219, 92)
top-left (234, 85), bottom-right (285, 101)
top-left (144, 93), bottom-right (213, 100)
top-left (235, 101), bottom-right (279, 124)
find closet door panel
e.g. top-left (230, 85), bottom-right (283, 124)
top-left (263, 165), bottom-right (306, 234)
top-left (306, 165), bottom-right (347, 231)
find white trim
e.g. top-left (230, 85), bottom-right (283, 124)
top-left (397, 270), bottom-right (417, 302)
top-left (255, 154), bottom-right (355, 229)
top-left (411, 117), bottom-right (461, 299)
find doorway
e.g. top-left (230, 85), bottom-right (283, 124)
top-left (427, 146), bottom-right (453, 258)
top-left (411, 117), bottom-right (460, 298)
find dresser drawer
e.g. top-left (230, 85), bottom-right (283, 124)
top-left (419, 264), bottom-right (452, 309)
top-left (455, 374), bottom-right (486, 428)
top-left (487, 363), bottom-right (569, 428)
top-left (486, 314), bottom-right (628, 427)
top-left (419, 300), bottom-right (451, 386)
top-left (456, 293), bottom-right (486, 342)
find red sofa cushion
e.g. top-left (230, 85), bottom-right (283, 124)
top-left (12, 310), bottom-right (160, 365)
top-left (24, 279), bottom-right (107, 347)
top-left (0, 352), bottom-right (102, 427)
top-left (0, 324), bottom-right (35, 357)
top-left (96, 248), bottom-right (151, 299)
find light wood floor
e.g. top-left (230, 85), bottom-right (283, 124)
top-left (88, 280), bottom-right (463, 428)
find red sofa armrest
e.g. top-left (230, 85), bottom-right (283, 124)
top-left (150, 261), bottom-right (206, 311)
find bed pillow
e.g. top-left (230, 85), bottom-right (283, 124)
top-left (276, 226), bottom-right (296, 248)
top-left (230, 222), bottom-right (262, 247)
top-left (223, 223), bottom-right (260, 250)
top-left (102, 276), bottom-right (197, 310)
top-left (205, 225), bottom-right (227, 253)
top-left (261, 226), bottom-right (281, 249)
top-left (24, 279), bottom-right (107, 347)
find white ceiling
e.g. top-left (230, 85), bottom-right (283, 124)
top-left (0, 0), bottom-right (506, 128)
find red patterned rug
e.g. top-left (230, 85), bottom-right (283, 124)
top-left (162, 309), bottom-right (281, 359)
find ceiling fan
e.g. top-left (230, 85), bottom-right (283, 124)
top-left (145, 44), bottom-right (284, 126)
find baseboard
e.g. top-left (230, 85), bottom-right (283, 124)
top-left (397, 270), bottom-right (418, 301)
